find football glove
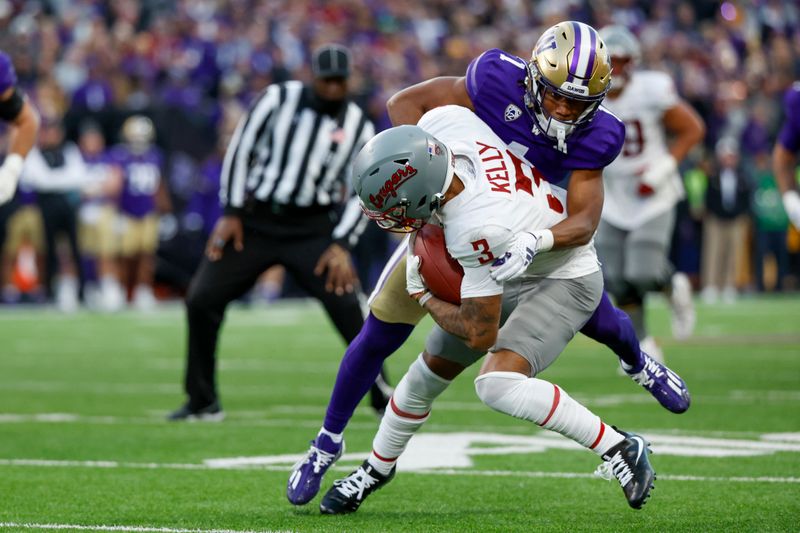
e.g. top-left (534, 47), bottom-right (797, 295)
top-left (405, 237), bottom-right (427, 297)
top-left (783, 190), bottom-right (800, 230)
top-left (639, 155), bottom-right (677, 195)
top-left (490, 229), bottom-right (554, 282)
top-left (0, 153), bottom-right (24, 205)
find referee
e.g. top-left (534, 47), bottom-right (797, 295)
top-left (168, 44), bottom-right (391, 420)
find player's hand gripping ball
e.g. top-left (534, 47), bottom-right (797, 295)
top-left (412, 224), bottom-right (463, 304)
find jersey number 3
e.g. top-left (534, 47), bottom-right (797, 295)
top-left (471, 239), bottom-right (496, 265)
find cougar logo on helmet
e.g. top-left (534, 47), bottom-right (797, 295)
top-left (368, 164), bottom-right (418, 209)
top-left (352, 125), bottom-right (455, 233)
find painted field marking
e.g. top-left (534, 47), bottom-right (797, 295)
top-left (0, 522), bottom-right (282, 533)
top-left (0, 457), bottom-right (797, 484)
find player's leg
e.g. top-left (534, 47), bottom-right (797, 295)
top-left (320, 352), bottom-right (467, 514)
top-left (579, 221), bottom-right (644, 368)
top-left (169, 227), bottom-right (277, 420)
top-left (474, 273), bottom-right (655, 509)
top-left (280, 234), bottom-right (394, 415)
top-left (287, 238), bottom-right (423, 505)
top-left (132, 214), bottom-right (159, 310)
top-left (320, 319), bottom-right (485, 514)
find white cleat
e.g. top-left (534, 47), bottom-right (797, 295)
top-left (670, 272), bottom-right (695, 340)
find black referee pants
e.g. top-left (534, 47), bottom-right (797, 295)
top-left (183, 224), bottom-right (365, 409)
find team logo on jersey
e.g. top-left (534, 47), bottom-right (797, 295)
top-left (330, 128), bottom-right (346, 143)
top-left (504, 104), bottom-right (522, 122)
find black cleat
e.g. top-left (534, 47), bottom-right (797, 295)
top-left (166, 400), bottom-right (224, 422)
top-left (598, 429), bottom-right (656, 509)
top-left (319, 460), bottom-right (395, 514)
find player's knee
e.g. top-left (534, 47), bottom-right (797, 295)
top-left (393, 355), bottom-right (451, 414)
top-left (185, 279), bottom-right (221, 313)
top-left (474, 371), bottom-right (526, 414)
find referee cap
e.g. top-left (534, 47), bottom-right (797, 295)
top-left (312, 44), bottom-right (351, 79)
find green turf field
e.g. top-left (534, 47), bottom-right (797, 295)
top-left (1, 295), bottom-right (798, 532)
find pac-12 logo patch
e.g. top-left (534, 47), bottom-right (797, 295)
top-left (504, 104), bottom-right (522, 122)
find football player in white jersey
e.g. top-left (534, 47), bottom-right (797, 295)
top-left (318, 106), bottom-right (656, 514)
top-left (595, 26), bottom-right (705, 357)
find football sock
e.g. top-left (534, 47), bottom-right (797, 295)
top-left (626, 305), bottom-right (646, 340)
top-left (369, 355), bottom-right (451, 476)
top-left (475, 371), bottom-right (624, 457)
top-left (323, 313), bottom-right (415, 434)
top-left (318, 427), bottom-right (343, 444)
top-left (581, 291), bottom-right (644, 372)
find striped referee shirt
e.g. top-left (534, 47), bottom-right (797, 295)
top-left (220, 80), bottom-right (375, 248)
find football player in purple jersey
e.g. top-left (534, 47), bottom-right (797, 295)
top-left (110, 115), bottom-right (169, 310)
top-left (774, 81), bottom-right (800, 230)
top-left (0, 50), bottom-right (40, 205)
top-left (288, 21), bottom-right (689, 508)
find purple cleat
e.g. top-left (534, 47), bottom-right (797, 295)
top-left (287, 433), bottom-right (344, 505)
top-left (624, 352), bottom-right (691, 414)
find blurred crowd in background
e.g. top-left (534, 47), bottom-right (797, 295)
top-left (0, 0), bottom-right (798, 310)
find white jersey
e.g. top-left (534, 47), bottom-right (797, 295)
top-left (601, 70), bottom-right (683, 230)
top-left (417, 106), bottom-right (600, 300)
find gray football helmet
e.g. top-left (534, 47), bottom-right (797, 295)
top-left (351, 125), bottom-right (454, 233)
top-left (598, 25), bottom-right (641, 62)
top-left (598, 25), bottom-right (641, 91)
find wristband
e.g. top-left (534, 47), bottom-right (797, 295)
top-left (418, 291), bottom-right (433, 307)
top-left (538, 229), bottom-right (554, 252)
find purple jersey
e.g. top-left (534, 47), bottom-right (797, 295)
top-left (465, 49), bottom-right (625, 184)
top-left (83, 150), bottom-right (118, 205)
top-left (186, 156), bottom-right (222, 236)
top-left (777, 82), bottom-right (800, 153)
top-left (110, 145), bottom-right (163, 218)
top-left (0, 51), bottom-right (17, 93)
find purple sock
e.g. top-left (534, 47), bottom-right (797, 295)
top-left (82, 257), bottom-right (98, 284)
top-left (323, 313), bottom-right (415, 434)
top-left (580, 291), bottom-right (644, 371)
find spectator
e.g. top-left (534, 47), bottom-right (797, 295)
top-left (21, 114), bottom-right (88, 311)
top-left (751, 151), bottom-right (790, 292)
top-left (701, 137), bottom-right (752, 303)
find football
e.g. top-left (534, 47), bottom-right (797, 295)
top-left (413, 224), bottom-right (464, 304)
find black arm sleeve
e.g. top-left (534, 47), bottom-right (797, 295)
top-left (0, 87), bottom-right (24, 121)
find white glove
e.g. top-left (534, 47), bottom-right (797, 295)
top-left (405, 237), bottom-right (426, 297)
top-left (783, 190), bottom-right (800, 229)
top-left (0, 153), bottom-right (24, 205)
top-left (640, 155), bottom-right (677, 194)
top-left (490, 229), bottom-right (554, 282)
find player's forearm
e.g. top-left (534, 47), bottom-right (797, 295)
top-left (386, 77), bottom-right (470, 126)
top-left (7, 101), bottom-right (39, 158)
top-left (548, 211), bottom-right (598, 248)
top-left (773, 144), bottom-right (798, 195)
top-left (665, 103), bottom-right (705, 164)
top-left (420, 296), bottom-right (498, 351)
top-left (386, 88), bottom-right (427, 126)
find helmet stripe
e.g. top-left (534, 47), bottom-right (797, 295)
top-left (571, 22), bottom-right (593, 84)
top-left (585, 27), bottom-right (597, 84)
top-left (567, 21), bottom-right (582, 82)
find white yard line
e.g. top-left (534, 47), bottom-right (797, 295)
top-left (0, 458), bottom-right (797, 484)
top-left (0, 523), bottom-right (281, 533)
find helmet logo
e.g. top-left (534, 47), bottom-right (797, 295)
top-left (504, 104), bottom-right (522, 122)
top-left (368, 164), bottom-right (418, 209)
top-left (561, 82), bottom-right (589, 96)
